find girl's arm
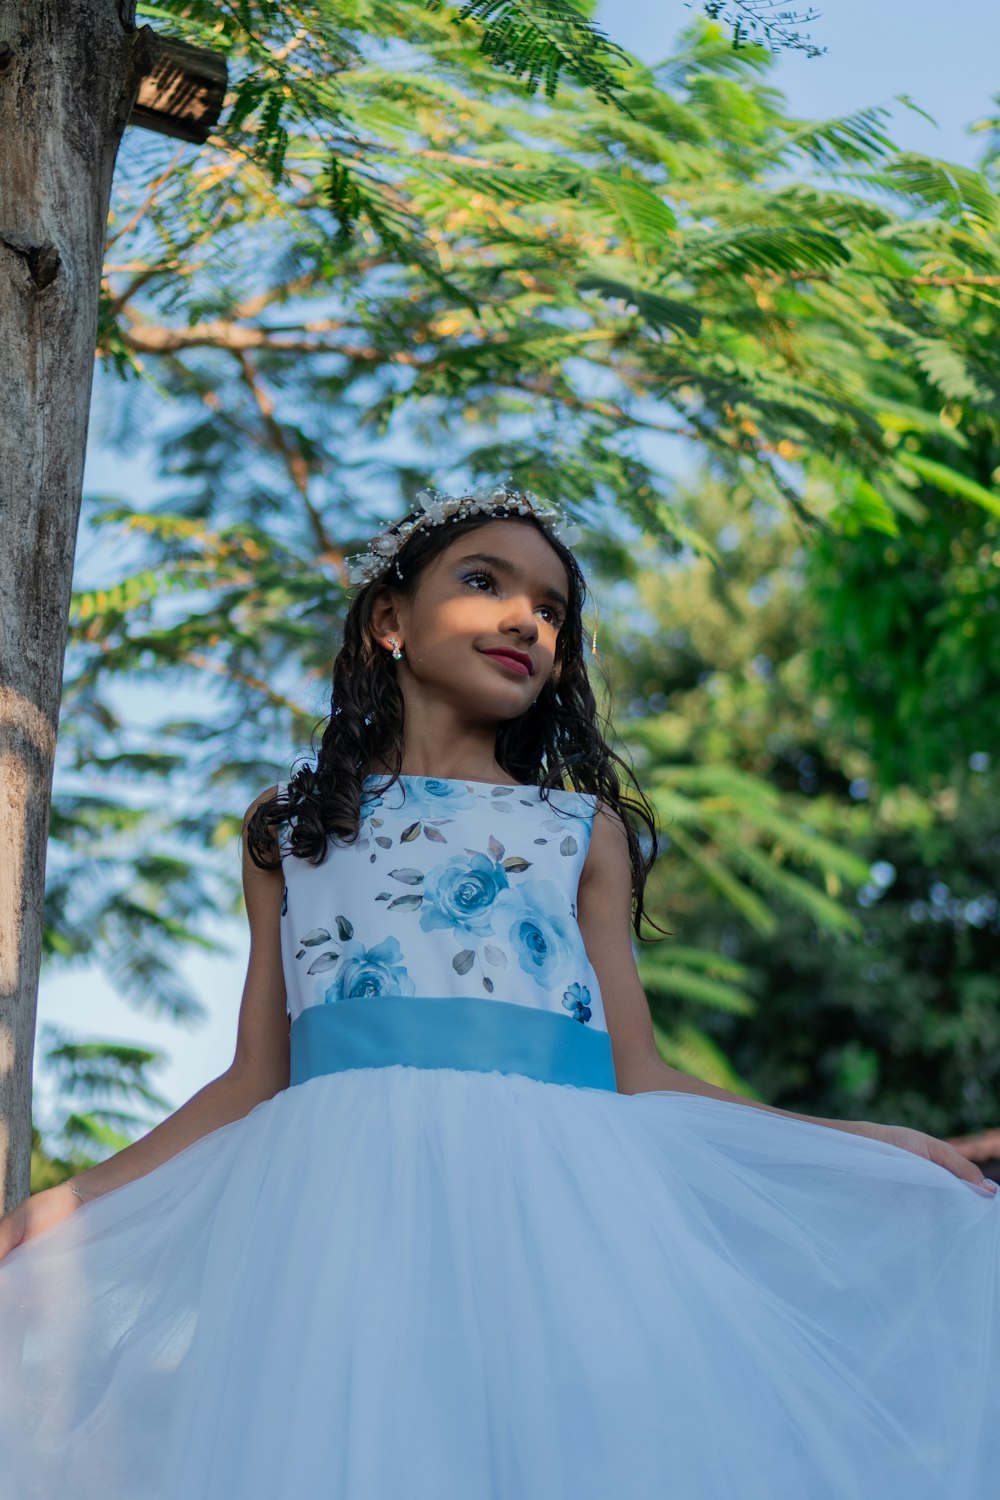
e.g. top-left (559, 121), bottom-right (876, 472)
top-left (0, 786), bottom-right (291, 1261)
top-left (577, 803), bottom-right (996, 1194)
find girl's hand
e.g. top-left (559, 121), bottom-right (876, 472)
top-left (853, 1121), bottom-right (998, 1194)
top-left (0, 1181), bottom-right (87, 1265)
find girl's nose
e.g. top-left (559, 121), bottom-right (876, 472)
top-left (502, 602), bottom-right (538, 642)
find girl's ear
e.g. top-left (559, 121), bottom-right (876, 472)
top-left (369, 587), bottom-right (402, 645)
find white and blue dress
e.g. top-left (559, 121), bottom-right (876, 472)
top-left (0, 775), bottom-right (997, 1499)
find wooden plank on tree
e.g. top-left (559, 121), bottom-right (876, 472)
top-left (128, 34), bottom-right (227, 144)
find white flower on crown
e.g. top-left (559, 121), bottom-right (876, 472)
top-left (344, 482), bottom-right (582, 586)
top-left (551, 516), bottom-right (583, 547)
top-left (415, 489), bottom-right (450, 524)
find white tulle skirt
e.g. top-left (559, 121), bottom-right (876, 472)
top-left (1, 1064), bottom-right (998, 1500)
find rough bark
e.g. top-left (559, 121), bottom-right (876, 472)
top-left (0, 1), bottom-right (154, 1213)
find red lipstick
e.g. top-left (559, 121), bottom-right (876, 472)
top-left (480, 648), bottom-right (533, 677)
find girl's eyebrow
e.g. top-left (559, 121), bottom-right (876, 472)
top-left (456, 552), bottom-right (569, 611)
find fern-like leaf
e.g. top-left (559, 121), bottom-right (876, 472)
top-left (426, 0), bottom-right (629, 105)
top-left (895, 453), bottom-right (1000, 520)
top-left (676, 225), bottom-right (851, 275)
top-left (577, 275), bottom-right (702, 336)
top-left (651, 1021), bottom-right (764, 1097)
top-left (639, 959), bottom-right (757, 1016)
top-left (881, 153), bottom-right (997, 230)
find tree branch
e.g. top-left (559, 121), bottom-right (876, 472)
top-left (233, 350), bottom-right (343, 567)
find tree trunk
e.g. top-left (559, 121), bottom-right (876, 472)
top-left (0, 1), bottom-right (155, 1214)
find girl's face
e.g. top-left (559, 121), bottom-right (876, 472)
top-left (376, 520), bottom-right (571, 724)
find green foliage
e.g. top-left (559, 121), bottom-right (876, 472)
top-left (424, 0), bottom-right (629, 104)
top-left (635, 762), bottom-right (870, 935)
top-left (689, 777), bottom-right (1000, 1137)
top-left (100, 6), bottom-right (1000, 549)
top-left (808, 491), bottom-right (1000, 790)
top-left (33, 10), bottom-right (1000, 1148)
top-left (601, 475), bottom-right (999, 1131)
top-left (701, 0), bottom-right (826, 59)
top-left (45, 788), bottom-right (240, 1024)
top-left (32, 1028), bottom-right (173, 1175)
top-left (30, 1129), bottom-right (77, 1194)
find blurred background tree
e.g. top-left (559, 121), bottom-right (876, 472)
top-left (34, 5), bottom-right (1000, 1178)
top-left (602, 474), bottom-right (1000, 1136)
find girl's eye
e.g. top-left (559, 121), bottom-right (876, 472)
top-left (461, 569), bottom-right (563, 628)
top-left (462, 569), bottom-right (496, 593)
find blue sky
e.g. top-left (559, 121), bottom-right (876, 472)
top-left (603, 0), bottom-right (998, 169)
top-left (34, 0), bottom-right (1000, 1140)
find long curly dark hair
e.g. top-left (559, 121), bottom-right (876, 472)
top-left (246, 505), bottom-right (661, 939)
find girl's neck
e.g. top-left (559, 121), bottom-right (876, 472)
top-left (368, 758), bottom-right (522, 787)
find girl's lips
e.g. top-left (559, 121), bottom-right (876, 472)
top-left (480, 649), bottom-right (532, 677)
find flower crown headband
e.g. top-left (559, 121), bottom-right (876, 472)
top-left (345, 483), bottom-right (583, 587)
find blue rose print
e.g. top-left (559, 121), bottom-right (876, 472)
top-left (498, 879), bottom-right (579, 984)
top-left (322, 935), bottom-right (415, 1002)
top-left (420, 852), bottom-right (509, 936)
top-left (396, 778), bottom-right (477, 821)
top-left (360, 791), bottom-right (385, 819)
top-left (561, 982), bottom-right (592, 1024)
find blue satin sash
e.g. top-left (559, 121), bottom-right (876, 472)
top-left (289, 995), bottom-right (618, 1092)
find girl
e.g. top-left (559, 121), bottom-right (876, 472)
top-left (0, 484), bottom-right (997, 1500)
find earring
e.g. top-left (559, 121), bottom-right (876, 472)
top-left (387, 637), bottom-right (403, 661)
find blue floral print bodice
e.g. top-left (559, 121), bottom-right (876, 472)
top-left (277, 776), bottom-right (609, 1038)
